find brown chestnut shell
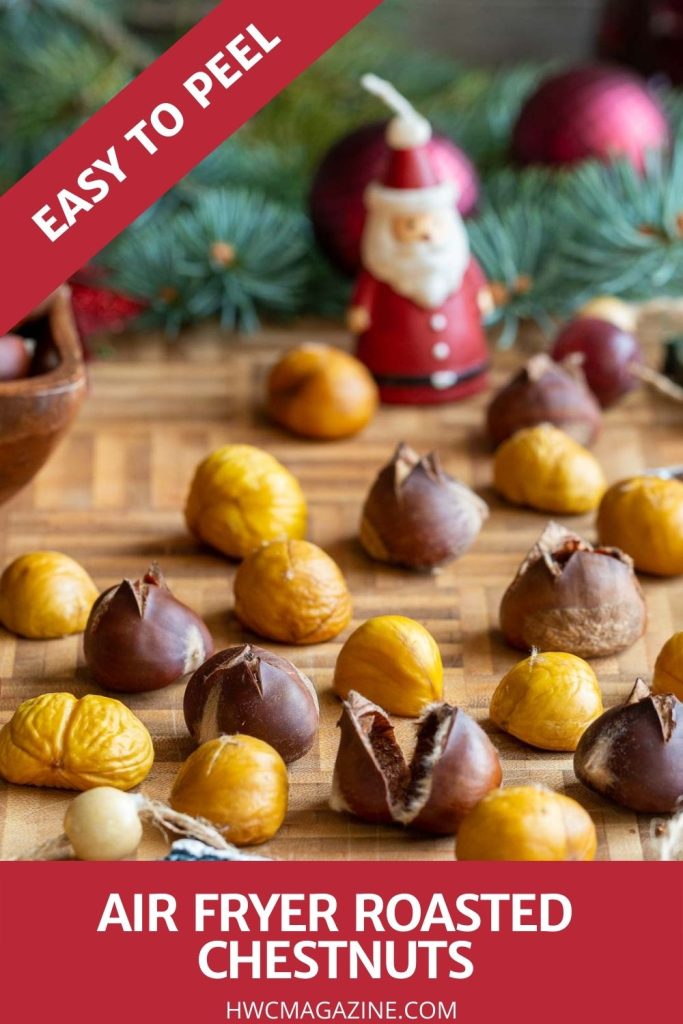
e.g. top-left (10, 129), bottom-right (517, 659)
top-left (360, 442), bottom-right (488, 571)
top-left (330, 691), bottom-right (502, 834)
top-left (500, 522), bottom-right (647, 658)
top-left (184, 643), bottom-right (319, 763)
top-left (574, 679), bottom-right (683, 813)
top-left (84, 564), bottom-right (214, 693)
top-left (486, 354), bottom-right (602, 447)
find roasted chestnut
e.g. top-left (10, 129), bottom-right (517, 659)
top-left (486, 354), bottom-right (602, 447)
top-left (330, 691), bottom-right (502, 835)
top-left (574, 679), bottom-right (683, 813)
top-left (360, 442), bottom-right (488, 571)
top-left (84, 564), bottom-right (214, 693)
top-left (499, 522), bottom-right (647, 658)
top-left (184, 644), bottom-right (319, 763)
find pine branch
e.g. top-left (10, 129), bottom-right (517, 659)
top-left (556, 143), bottom-right (683, 304)
top-left (0, 0), bottom-right (154, 69)
top-left (467, 169), bottom-right (572, 346)
top-left (102, 190), bottom-right (312, 333)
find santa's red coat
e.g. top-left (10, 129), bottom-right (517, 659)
top-left (351, 258), bottom-right (489, 404)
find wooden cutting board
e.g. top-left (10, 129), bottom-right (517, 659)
top-left (0, 320), bottom-right (681, 861)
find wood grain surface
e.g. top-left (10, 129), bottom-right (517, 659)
top-left (0, 320), bottom-right (681, 862)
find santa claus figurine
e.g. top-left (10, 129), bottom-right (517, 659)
top-left (347, 75), bottom-right (491, 404)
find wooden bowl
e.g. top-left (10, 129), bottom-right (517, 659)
top-left (1, 287), bottom-right (86, 506)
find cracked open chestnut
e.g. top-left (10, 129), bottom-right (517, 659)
top-left (330, 691), bottom-right (502, 835)
top-left (84, 564), bottom-right (214, 693)
top-left (486, 354), bottom-right (602, 447)
top-left (359, 443), bottom-right (488, 571)
top-left (574, 679), bottom-right (683, 813)
top-left (499, 522), bottom-right (647, 658)
top-left (184, 644), bottom-right (319, 763)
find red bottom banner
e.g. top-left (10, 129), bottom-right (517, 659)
top-left (1, 862), bottom-right (680, 1021)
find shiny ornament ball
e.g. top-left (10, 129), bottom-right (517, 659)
top-left (512, 65), bottom-right (668, 170)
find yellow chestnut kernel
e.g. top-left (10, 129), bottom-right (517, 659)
top-left (0, 692), bottom-right (154, 791)
top-left (268, 343), bottom-right (378, 440)
top-left (234, 539), bottom-right (352, 645)
top-left (493, 423), bottom-right (606, 514)
top-left (64, 787), bottom-right (143, 860)
top-left (597, 475), bottom-right (683, 576)
top-left (185, 443), bottom-right (307, 559)
top-left (490, 650), bottom-right (603, 751)
top-left (653, 631), bottom-right (683, 700)
top-left (170, 734), bottom-right (288, 846)
top-left (576, 295), bottom-right (637, 333)
top-left (333, 615), bottom-right (443, 717)
top-left (456, 786), bottom-right (597, 861)
top-left (0, 551), bottom-right (98, 639)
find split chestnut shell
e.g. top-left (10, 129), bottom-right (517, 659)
top-left (184, 644), bottom-right (319, 763)
top-left (360, 442), bottom-right (488, 571)
top-left (486, 354), bottom-right (602, 447)
top-left (84, 564), bottom-right (214, 693)
top-left (330, 691), bottom-right (502, 834)
top-left (574, 679), bottom-right (683, 813)
top-left (500, 522), bottom-right (647, 658)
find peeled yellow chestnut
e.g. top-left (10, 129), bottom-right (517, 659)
top-left (575, 679), bottom-right (683, 813)
top-left (576, 295), bottom-right (637, 333)
top-left (330, 691), bottom-right (502, 835)
top-left (490, 650), bottom-right (603, 751)
top-left (597, 475), bottom-right (683, 576)
top-left (333, 615), bottom-right (443, 717)
top-left (0, 692), bottom-right (154, 791)
top-left (653, 632), bottom-right (683, 701)
top-left (500, 522), bottom-right (646, 658)
top-left (170, 734), bottom-right (288, 845)
top-left (0, 551), bottom-right (98, 639)
top-left (493, 423), bottom-right (606, 514)
top-left (84, 564), bottom-right (214, 693)
top-left (267, 343), bottom-right (378, 439)
top-left (360, 443), bottom-right (488, 571)
top-left (185, 443), bottom-right (307, 559)
top-left (486, 355), bottom-right (602, 447)
top-left (184, 644), bottom-right (319, 763)
top-left (234, 539), bottom-right (352, 644)
top-left (456, 786), bottom-right (597, 861)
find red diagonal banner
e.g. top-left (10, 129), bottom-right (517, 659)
top-left (0, 0), bottom-right (383, 335)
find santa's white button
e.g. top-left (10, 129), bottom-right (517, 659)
top-left (431, 371), bottom-right (458, 390)
top-left (432, 341), bottom-right (450, 361)
top-left (430, 313), bottom-right (447, 331)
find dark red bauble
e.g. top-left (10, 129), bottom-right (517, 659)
top-left (512, 65), bottom-right (669, 170)
top-left (309, 121), bottom-right (480, 275)
top-left (0, 335), bottom-right (31, 381)
top-left (551, 317), bottom-right (644, 407)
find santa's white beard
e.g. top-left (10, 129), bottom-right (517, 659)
top-left (361, 205), bottom-right (469, 309)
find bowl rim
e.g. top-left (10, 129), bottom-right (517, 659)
top-left (3, 286), bottom-right (84, 397)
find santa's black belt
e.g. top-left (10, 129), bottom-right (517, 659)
top-left (372, 361), bottom-right (490, 388)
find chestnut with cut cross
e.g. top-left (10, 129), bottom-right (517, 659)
top-left (84, 563), bottom-right (214, 693)
top-left (184, 644), bottom-right (319, 764)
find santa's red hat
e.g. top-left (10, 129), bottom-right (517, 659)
top-left (361, 74), bottom-right (456, 212)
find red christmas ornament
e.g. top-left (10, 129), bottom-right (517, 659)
top-left (348, 75), bottom-right (489, 406)
top-left (310, 121), bottom-right (479, 275)
top-left (551, 316), bottom-right (644, 407)
top-left (598, 0), bottom-right (683, 85)
top-left (512, 65), bottom-right (669, 170)
top-left (70, 273), bottom-right (145, 338)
